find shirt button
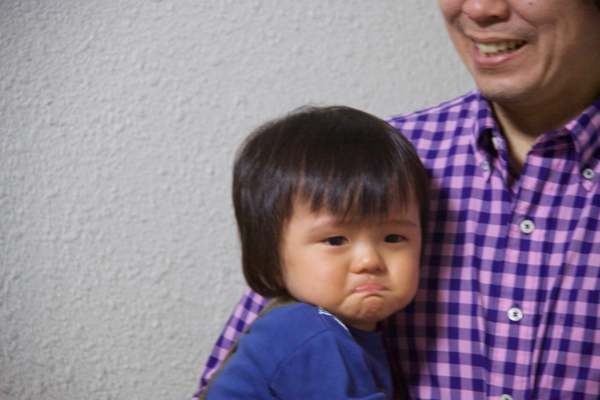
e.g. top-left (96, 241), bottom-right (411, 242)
top-left (481, 161), bottom-right (490, 171)
top-left (520, 219), bottom-right (535, 234)
top-left (492, 136), bottom-right (500, 150)
top-left (582, 168), bottom-right (595, 180)
top-left (508, 307), bottom-right (523, 322)
top-left (500, 395), bottom-right (513, 400)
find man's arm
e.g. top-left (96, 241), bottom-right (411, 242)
top-left (190, 288), bottom-right (268, 399)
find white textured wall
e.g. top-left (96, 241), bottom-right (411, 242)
top-left (0, 1), bottom-right (473, 399)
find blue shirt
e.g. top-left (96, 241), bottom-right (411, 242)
top-left (205, 302), bottom-right (392, 400)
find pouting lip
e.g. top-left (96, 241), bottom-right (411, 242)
top-left (354, 284), bottom-right (387, 293)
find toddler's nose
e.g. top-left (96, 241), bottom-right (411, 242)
top-left (351, 245), bottom-right (384, 274)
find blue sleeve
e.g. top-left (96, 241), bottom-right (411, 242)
top-left (269, 331), bottom-right (390, 400)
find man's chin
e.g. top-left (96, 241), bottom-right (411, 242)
top-left (476, 80), bottom-right (541, 109)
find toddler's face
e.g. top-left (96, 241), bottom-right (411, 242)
top-left (280, 197), bottom-right (422, 331)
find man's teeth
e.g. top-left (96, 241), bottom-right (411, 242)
top-left (475, 40), bottom-right (526, 57)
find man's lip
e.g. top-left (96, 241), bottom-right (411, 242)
top-left (469, 35), bottom-right (526, 43)
top-left (473, 39), bottom-right (527, 56)
top-left (354, 284), bottom-right (387, 293)
top-left (470, 38), bottom-right (527, 67)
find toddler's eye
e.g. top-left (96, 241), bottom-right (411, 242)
top-left (384, 234), bottom-right (404, 243)
top-left (324, 236), bottom-right (348, 246)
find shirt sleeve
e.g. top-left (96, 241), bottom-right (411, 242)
top-left (269, 331), bottom-right (390, 400)
top-left (191, 288), bottom-right (268, 398)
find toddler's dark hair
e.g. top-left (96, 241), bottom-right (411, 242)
top-left (233, 106), bottom-right (428, 298)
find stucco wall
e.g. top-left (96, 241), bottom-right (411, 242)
top-left (0, 1), bottom-right (474, 399)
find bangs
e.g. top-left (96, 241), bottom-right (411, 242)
top-left (297, 142), bottom-right (414, 220)
top-left (287, 108), bottom-right (419, 220)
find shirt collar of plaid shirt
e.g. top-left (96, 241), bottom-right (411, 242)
top-left (472, 90), bottom-right (600, 185)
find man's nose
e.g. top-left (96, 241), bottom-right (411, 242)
top-left (461, 0), bottom-right (510, 24)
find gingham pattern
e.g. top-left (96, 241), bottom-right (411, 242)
top-left (192, 90), bottom-right (600, 400)
top-left (192, 288), bottom-right (267, 397)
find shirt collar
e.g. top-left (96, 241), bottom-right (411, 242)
top-left (470, 91), bottom-right (504, 181)
top-left (564, 96), bottom-right (600, 171)
top-left (472, 91), bottom-right (600, 184)
top-left (471, 91), bottom-right (497, 140)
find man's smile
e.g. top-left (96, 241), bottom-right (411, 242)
top-left (475, 39), bottom-right (527, 57)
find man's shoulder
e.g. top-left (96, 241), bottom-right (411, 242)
top-left (386, 89), bottom-right (480, 133)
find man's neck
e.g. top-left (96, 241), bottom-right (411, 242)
top-left (491, 89), bottom-right (599, 175)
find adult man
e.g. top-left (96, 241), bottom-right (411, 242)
top-left (193, 1), bottom-right (600, 399)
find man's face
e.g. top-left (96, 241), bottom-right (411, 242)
top-left (438, 0), bottom-right (600, 110)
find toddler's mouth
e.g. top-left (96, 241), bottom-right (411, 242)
top-left (355, 284), bottom-right (386, 293)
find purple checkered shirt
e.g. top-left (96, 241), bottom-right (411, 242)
top-left (192, 90), bottom-right (600, 400)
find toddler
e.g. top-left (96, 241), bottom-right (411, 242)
top-left (202, 106), bottom-right (428, 399)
